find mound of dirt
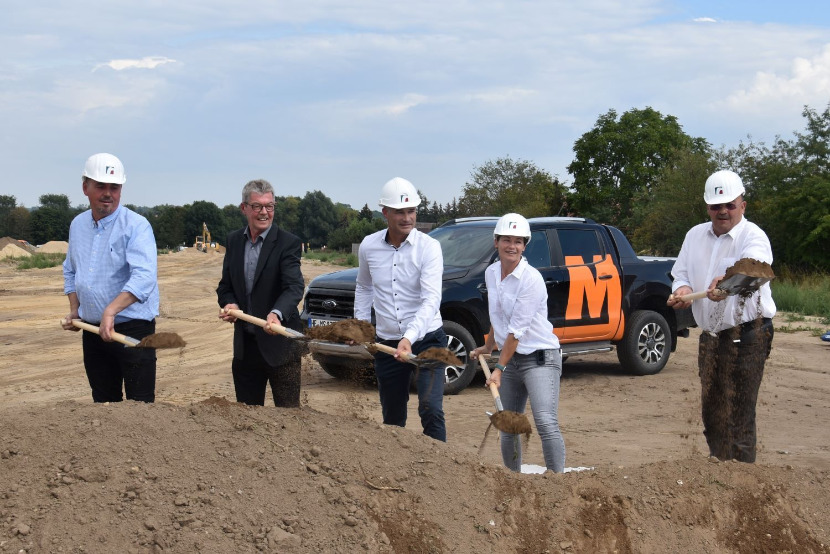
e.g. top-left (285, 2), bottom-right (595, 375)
top-left (2, 400), bottom-right (828, 554)
top-left (38, 241), bottom-right (69, 254)
top-left (0, 237), bottom-right (31, 260)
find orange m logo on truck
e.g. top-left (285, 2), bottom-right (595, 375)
top-left (562, 255), bottom-right (624, 341)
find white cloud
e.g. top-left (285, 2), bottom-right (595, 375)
top-left (722, 44), bottom-right (830, 111)
top-left (693, 17), bottom-right (717, 23)
top-left (93, 56), bottom-right (176, 72)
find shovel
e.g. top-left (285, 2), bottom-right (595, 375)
top-left (223, 308), bottom-right (308, 340)
top-left (670, 257), bottom-right (774, 303)
top-left (65, 319), bottom-right (186, 349)
top-left (478, 355), bottom-right (532, 435)
top-left (366, 342), bottom-right (460, 370)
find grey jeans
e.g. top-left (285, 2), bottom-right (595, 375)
top-left (499, 348), bottom-right (566, 473)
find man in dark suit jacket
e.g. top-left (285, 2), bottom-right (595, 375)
top-left (217, 179), bottom-right (305, 407)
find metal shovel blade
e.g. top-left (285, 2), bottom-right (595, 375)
top-left (716, 273), bottom-right (772, 296)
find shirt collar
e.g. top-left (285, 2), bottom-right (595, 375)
top-left (707, 215), bottom-right (745, 239)
top-left (383, 228), bottom-right (417, 247)
top-left (500, 257), bottom-right (528, 279)
top-left (91, 205), bottom-right (121, 229)
top-left (244, 224), bottom-right (272, 243)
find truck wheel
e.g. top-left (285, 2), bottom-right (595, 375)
top-left (440, 321), bottom-right (477, 395)
top-left (616, 310), bottom-right (670, 376)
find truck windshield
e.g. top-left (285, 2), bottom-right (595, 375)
top-left (429, 225), bottom-right (495, 268)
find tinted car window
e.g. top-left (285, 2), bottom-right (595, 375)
top-left (558, 229), bottom-right (605, 266)
top-left (430, 225), bottom-right (495, 267)
top-left (524, 230), bottom-right (551, 268)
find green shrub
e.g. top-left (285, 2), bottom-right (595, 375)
top-left (771, 270), bottom-right (830, 319)
top-left (16, 253), bottom-right (66, 270)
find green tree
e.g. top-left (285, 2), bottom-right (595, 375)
top-left (221, 204), bottom-right (246, 238)
top-left (0, 195), bottom-right (16, 237)
top-left (274, 196), bottom-right (301, 237)
top-left (358, 204), bottom-right (373, 221)
top-left (30, 207), bottom-right (68, 244)
top-left (6, 207), bottom-right (31, 242)
top-left (568, 107), bottom-right (709, 231)
top-left (184, 201), bottom-right (225, 248)
top-left (459, 156), bottom-right (568, 218)
top-left (39, 194), bottom-right (71, 212)
top-left (152, 205), bottom-right (188, 249)
top-left (729, 104), bottom-right (830, 270)
top-left (629, 150), bottom-right (714, 255)
top-left (327, 217), bottom-right (386, 250)
top-left (298, 191), bottom-right (337, 247)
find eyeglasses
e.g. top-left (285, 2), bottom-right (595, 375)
top-left (245, 203), bottom-right (275, 213)
top-left (707, 202), bottom-right (740, 211)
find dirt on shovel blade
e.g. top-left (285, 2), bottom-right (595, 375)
top-left (418, 347), bottom-right (463, 367)
top-left (490, 410), bottom-right (533, 436)
top-left (136, 332), bottom-right (187, 349)
top-left (305, 319), bottom-right (375, 343)
top-left (725, 258), bottom-right (775, 281)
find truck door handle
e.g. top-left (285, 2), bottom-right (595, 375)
top-left (477, 283), bottom-right (487, 293)
top-left (598, 274), bottom-right (612, 280)
top-left (544, 279), bottom-right (560, 285)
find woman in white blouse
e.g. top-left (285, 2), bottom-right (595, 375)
top-left (470, 213), bottom-right (566, 472)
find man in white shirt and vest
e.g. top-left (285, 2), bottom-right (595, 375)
top-left (668, 170), bottom-right (776, 463)
top-left (355, 177), bottom-right (447, 441)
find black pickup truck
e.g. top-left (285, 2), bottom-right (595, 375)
top-left (300, 216), bottom-right (695, 394)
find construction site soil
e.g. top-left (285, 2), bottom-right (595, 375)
top-left (1, 248), bottom-right (828, 553)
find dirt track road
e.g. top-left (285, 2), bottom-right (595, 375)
top-left (1, 248), bottom-right (828, 471)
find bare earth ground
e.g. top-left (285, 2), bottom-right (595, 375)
top-left (0, 249), bottom-right (828, 553)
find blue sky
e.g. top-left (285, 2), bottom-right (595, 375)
top-left (2, 1), bottom-right (829, 212)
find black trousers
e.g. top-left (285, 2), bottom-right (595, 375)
top-left (232, 333), bottom-right (301, 407)
top-left (82, 319), bottom-right (157, 403)
top-left (698, 318), bottom-right (773, 463)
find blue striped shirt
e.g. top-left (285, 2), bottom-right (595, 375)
top-left (63, 205), bottom-right (159, 324)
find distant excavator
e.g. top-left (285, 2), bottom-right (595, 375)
top-left (194, 222), bottom-right (217, 252)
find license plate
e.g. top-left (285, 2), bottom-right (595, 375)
top-left (309, 318), bottom-right (336, 328)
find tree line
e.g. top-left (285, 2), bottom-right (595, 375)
top-left (1, 103), bottom-right (828, 270)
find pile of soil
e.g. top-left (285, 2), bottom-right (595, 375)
top-left (305, 319), bottom-right (375, 344)
top-left (137, 332), bottom-right (188, 349)
top-left (38, 241), bottom-right (69, 254)
top-left (0, 237), bottom-right (31, 260)
top-left (725, 258), bottom-right (775, 281)
top-left (2, 399), bottom-right (827, 553)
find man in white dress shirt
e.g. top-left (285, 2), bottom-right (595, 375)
top-left (668, 170), bottom-right (776, 463)
top-left (355, 177), bottom-right (447, 441)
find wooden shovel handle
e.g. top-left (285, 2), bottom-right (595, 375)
top-left (478, 355), bottom-right (504, 412)
top-left (224, 309), bottom-right (303, 339)
top-left (670, 287), bottom-right (729, 303)
top-left (67, 319), bottom-right (139, 347)
top-left (369, 342), bottom-right (418, 363)
top-left (669, 290), bottom-right (708, 303)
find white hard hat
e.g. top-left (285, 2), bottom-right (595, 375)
top-left (379, 177), bottom-right (421, 209)
top-left (83, 153), bottom-right (126, 185)
top-left (703, 170), bottom-right (744, 204)
top-left (494, 213), bottom-right (531, 244)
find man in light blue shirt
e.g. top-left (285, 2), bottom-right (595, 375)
top-left (61, 153), bottom-right (160, 402)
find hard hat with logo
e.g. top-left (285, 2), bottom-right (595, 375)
top-left (83, 153), bottom-right (126, 185)
top-left (703, 170), bottom-right (745, 204)
top-left (379, 177), bottom-right (421, 209)
top-left (494, 213), bottom-right (531, 244)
